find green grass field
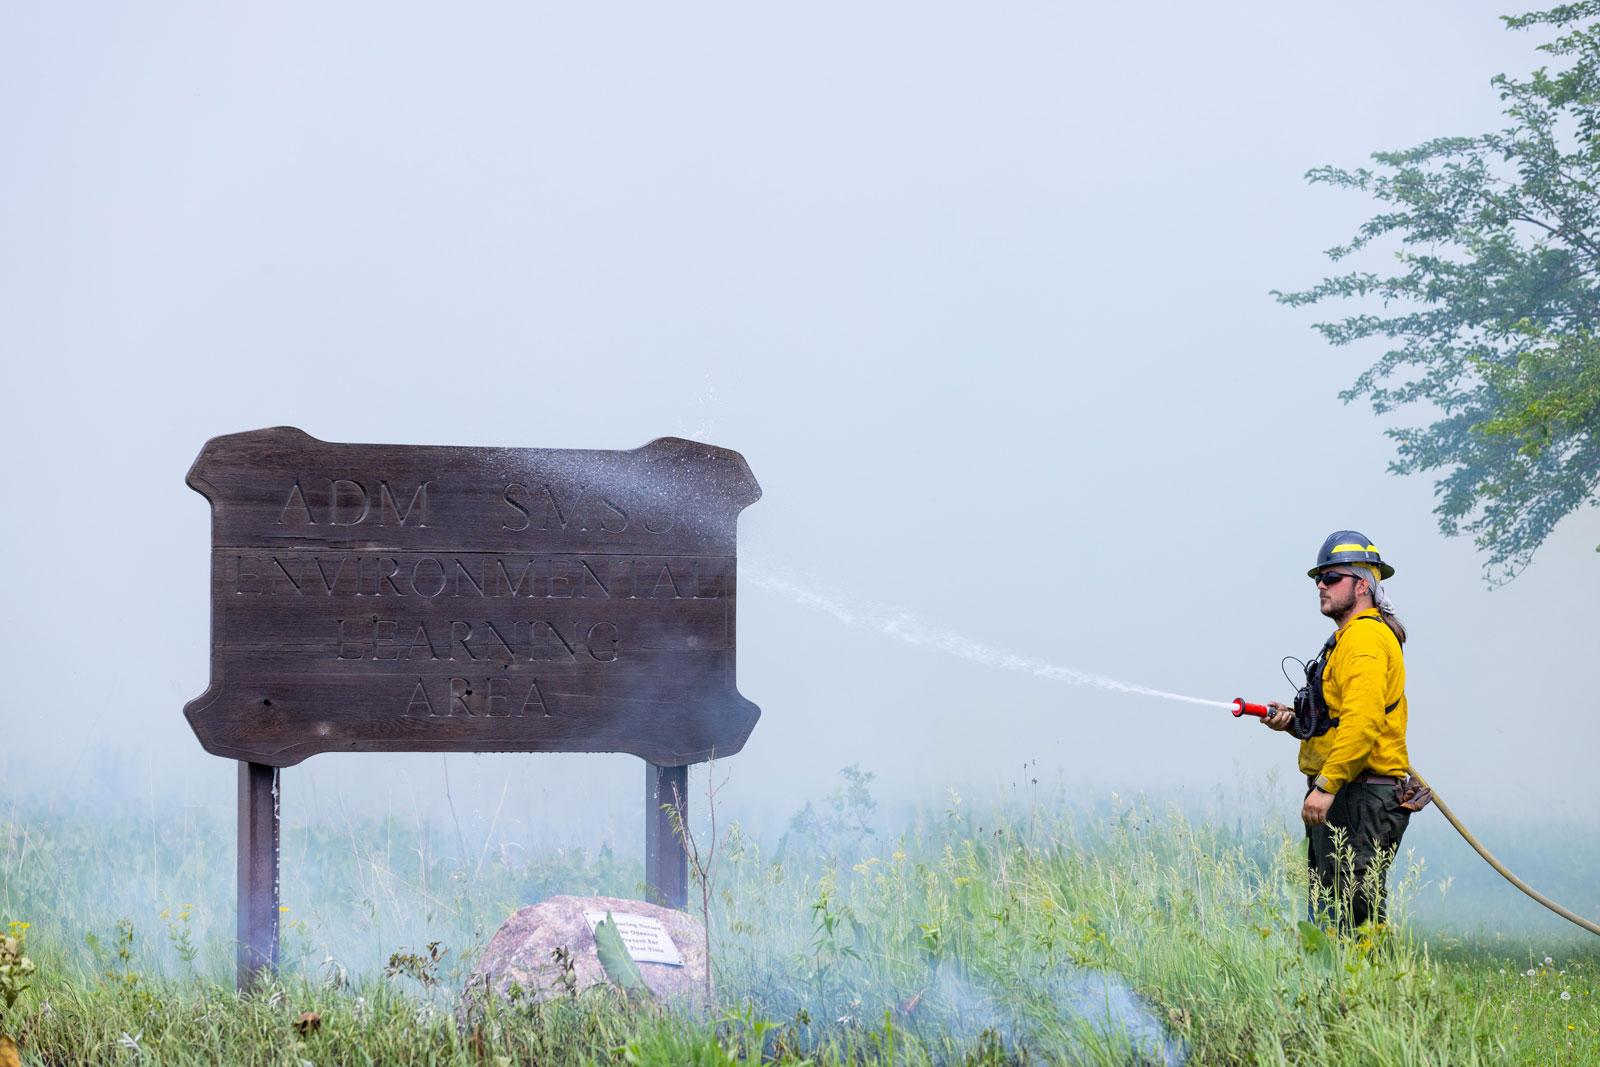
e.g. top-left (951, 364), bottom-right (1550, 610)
top-left (2, 773), bottom-right (1596, 1065)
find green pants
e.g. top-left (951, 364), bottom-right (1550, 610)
top-left (1306, 782), bottom-right (1411, 931)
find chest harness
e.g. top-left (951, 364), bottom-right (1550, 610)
top-left (1287, 615), bottom-right (1402, 741)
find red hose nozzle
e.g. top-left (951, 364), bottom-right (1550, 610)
top-left (1231, 698), bottom-right (1270, 719)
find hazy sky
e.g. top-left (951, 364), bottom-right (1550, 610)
top-left (4, 2), bottom-right (1597, 876)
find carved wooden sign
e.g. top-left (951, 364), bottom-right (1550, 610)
top-left (184, 427), bottom-right (761, 768)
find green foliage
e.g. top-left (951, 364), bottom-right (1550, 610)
top-left (620, 1008), bottom-right (795, 1067)
top-left (1275, 2), bottom-right (1600, 583)
top-left (1296, 919), bottom-right (1332, 957)
top-left (594, 912), bottom-right (653, 1000)
top-left (621, 1023), bottom-right (743, 1067)
top-left (0, 923), bottom-right (35, 1017)
top-left (1478, 318), bottom-right (1600, 448)
top-left (159, 906), bottom-right (199, 972)
top-left (779, 764), bottom-right (878, 861)
top-left (383, 940), bottom-right (447, 989)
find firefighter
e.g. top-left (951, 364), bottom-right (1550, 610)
top-left (1263, 531), bottom-right (1411, 930)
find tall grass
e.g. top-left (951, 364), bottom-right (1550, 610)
top-left (1, 777), bottom-right (1596, 1064)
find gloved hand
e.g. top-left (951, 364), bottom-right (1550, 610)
top-left (1394, 775), bottom-right (1433, 812)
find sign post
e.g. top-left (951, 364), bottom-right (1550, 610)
top-left (184, 428), bottom-right (761, 989)
top-left (236, 761), bottom-right (279, 982)
top-left (644, 762), bottom-right (688, 908)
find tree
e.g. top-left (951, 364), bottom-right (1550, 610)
top-left (1275, 2), bottom-right (1600, 584)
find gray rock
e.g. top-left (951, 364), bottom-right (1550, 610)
top-left (459, 895), bottom-right (708, 1019)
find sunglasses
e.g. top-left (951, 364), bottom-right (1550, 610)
top-left (1314, 571), bottom-right (1359, 587)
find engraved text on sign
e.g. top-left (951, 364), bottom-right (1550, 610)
top-left (184, 428), bottom-right (761, 767)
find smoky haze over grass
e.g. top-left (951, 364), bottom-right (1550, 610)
top-left (5, 773), bottom-right (1599, 1063)
top-left (5, 765), bottom-right (1597, 988)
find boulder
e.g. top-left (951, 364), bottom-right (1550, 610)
top-left (459, 895), bottom-right (708, 1019)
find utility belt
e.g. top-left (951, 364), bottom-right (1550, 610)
top-left (1305, 771), bottom-right (1433, 811)
top-left (1305, 771), bottom-right (1403, 790)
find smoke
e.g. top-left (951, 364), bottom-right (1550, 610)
top-left (924, 964), bottom-right (1186, 1066)
top-left (744, 564), bottom-right (1231, 710)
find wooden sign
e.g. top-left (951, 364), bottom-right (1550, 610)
top-left (184, 427), bottom-right (762, 767)
top-left (186, 428), bottom-right (762, 987)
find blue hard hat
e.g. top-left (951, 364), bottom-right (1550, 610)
top-left (1308, 530), bottom-right (1395, 580)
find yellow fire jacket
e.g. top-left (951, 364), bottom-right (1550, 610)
top-left (1298, 608), bottom-right (1409, 794)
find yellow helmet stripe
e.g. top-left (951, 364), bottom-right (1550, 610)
top-left (1331, 543), bottom-right (1379, 553)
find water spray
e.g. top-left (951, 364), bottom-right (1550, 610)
top-left (744, 565), bottom-right (1235, 711)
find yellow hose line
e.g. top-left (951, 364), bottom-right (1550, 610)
top-left (1407, 766), bottom-right (1600, 939)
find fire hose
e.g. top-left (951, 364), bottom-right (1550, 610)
top-left (1231, 698), bottom-right (1600, 939)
